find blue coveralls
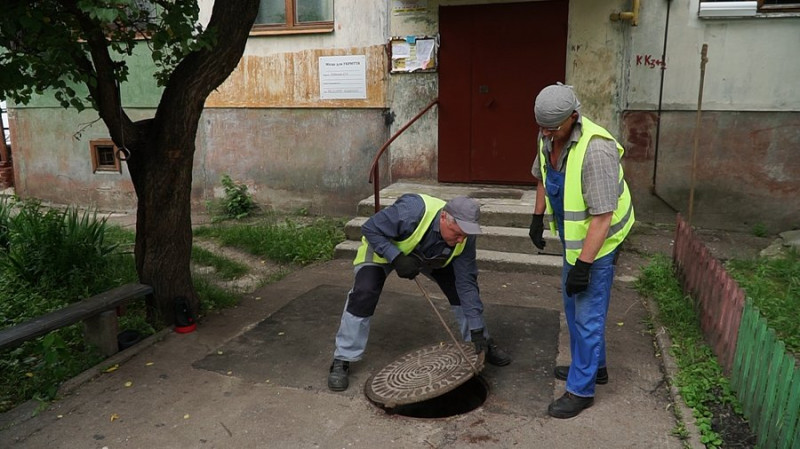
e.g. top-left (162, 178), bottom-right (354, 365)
top-left (545, 161), bottom-right (618, 398)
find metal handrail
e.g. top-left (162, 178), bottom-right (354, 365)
top-left (368, 97), bottom-right (439, 213)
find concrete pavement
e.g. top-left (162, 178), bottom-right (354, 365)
top-left (0, 250), bottom-right (689, 448)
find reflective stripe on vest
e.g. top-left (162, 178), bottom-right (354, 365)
top-left (538, 117), bottom-right (635, 264)
top-left (353, 194), bottom-right (467, 266)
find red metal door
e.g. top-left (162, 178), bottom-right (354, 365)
top-left (439, 2), bottom-right (568, 184)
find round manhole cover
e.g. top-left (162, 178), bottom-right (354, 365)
top-left (365, 342), bottom-right (484, 408)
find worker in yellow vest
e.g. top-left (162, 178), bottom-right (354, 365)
top-left (528, 83), bottom-right (635, 418)
top-left (327, 194), bottom-right (512, 392)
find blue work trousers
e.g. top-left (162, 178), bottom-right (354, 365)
top-left (562, 250), bottom-right (616, 397)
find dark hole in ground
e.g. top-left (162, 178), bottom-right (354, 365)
top-left (371, 376), bottom-right (489, 418)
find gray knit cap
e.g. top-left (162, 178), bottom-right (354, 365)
top-left (534, 83), bottom-right (581, 128)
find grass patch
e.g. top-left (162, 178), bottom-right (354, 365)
top-left (0, 199), bottom-right (343, 413)
top-left (635, 254), bottom-right (741, 449)
top-left (193, 215), bottom-right (346, 265)
top-left (191, 246), bottom-right (249, 280)
top-left (725, 249), bottom-right (800, 355)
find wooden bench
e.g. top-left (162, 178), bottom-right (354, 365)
top-left (0, 283), bottom-right (153, 357)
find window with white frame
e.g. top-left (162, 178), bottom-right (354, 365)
top-left (700, 0), bottom-right (800, 15)
top-left (252, 0), bottom-right (334, 34)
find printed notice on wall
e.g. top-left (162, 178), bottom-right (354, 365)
top-left (392, 0), bottom-right (427, 15)
top-left (389, 36), bottom-right (436, 73)
top-left (319, 55), bottom-right (367, 100)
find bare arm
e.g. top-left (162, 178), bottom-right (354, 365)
top-left (534, 181), bottom-right (547, 215)
top-left (578, 211), bottom-right (612, 263)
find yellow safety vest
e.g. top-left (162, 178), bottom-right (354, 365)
top-left (538, 117), bottom-right (635, 264)
top-left (353, 194), bottom-right (467, 266)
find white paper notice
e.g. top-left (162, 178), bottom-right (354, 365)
top-left (319, 55), bottom-right (367, 100)
top-left (415, 39), bottom-right (435, 70)
top-left (391, 42), bottom-right (411, 59)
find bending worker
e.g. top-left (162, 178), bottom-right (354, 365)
top-left (327, 193), bottom-right (512, 391)
top-left (528, 83), bottom-right (635, 418)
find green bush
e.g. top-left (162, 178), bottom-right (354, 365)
top-left (0, 202), bottom-right (137, 412)
top-left (0, 200), bottom-right (121, 300)
top-left (220, 174), bottom-right (255, 220)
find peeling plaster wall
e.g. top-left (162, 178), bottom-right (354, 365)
top-left (619, 0), bottom-right (800, 231)
top-left (10, 0), bottom-right (798, 229)
top-left (195, 108), bottom-right (387, 215)
top-left (566, 0), bottom-right (627, 131)
top-left (10, 108), bottom-right (142, 210)
top-left (386, 0), bottom-right (629, 184)
top-left (11, 0), bottom-right (392, 215)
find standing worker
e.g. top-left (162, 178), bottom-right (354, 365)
top-left (327, 193), bottom-right (512, 392)
top-left (528, 83), bottom-right (635, 418)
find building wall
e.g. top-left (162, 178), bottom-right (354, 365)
top-left (10, 0), bottom-right (392, 216)
top-left (619, 0), bottom-right (800, 231)
top-left (8, 0), bottom-right (800, 230)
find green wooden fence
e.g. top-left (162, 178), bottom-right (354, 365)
top-left (673, 214), bottom-right (799, 448)
top-left (730, 301), bottom-right (800, 449)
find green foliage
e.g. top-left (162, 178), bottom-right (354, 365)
top-left (0, 204), bottom-right (138, 413)
top-left (194, 216), bottom-right (345, 265)
top-left (0, 0), bottom-right (208, 109)
top-left (635, 255), bottom-right (743, 449)
top-left (0, 200), bottom-right (124, 302)
top-left (192, 276), bottom-right (240, 313)
top-left (191, 245), bottom-right (249, 280)
top-left (219, 174), bottom-right (255, 220)
top-left (726, 249), bottom-right (800, 354)
top-left (751, 223), bottom-right (768, 238)
top-left (0, 328), bottom-right (104, 413)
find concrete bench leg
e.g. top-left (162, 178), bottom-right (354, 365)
top-left (84, 310), bottom-right (119, 357)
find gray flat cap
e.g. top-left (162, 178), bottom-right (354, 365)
top-left (534, 83), bottom-right (581, 128)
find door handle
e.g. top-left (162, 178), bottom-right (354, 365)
top-left (485, 98), bottom-right (495, 108)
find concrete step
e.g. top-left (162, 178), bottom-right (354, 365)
top-left (337, 180), bottom-right (563, 273)
top-left (333, 240), bottom-right (562, 275)
top-left (343, 217), bottom-right (564, 256)
top-left (357, 198), bottom-right (535, 228)
top-left (355, 181), bottom-right (538, 228)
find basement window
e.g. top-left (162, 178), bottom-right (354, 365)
top-left (90, 139), bottom-right (121, 174)
top-left (251, 0), bottom-right (334, 35)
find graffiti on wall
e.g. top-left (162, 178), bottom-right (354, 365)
top-left (636, 54), bottom-right (666, 69)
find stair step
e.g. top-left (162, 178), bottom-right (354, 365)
top-left (357, 199), bottom-right (535, 228)
top-left (333, 240), bottom-right (562, 274)
top-left (343, 217), bottom-right (563, 255)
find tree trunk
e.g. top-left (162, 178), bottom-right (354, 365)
top-left (127, 121), bottom-right (197, 325)
top-left (120, 0), bottom-right (261, 325)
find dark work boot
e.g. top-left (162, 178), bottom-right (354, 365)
top-left (547, 392), bottom-right (594, 419)
top-left (554, 365), bottom-right (608, 384)
top-left (327, 359), bottom-right (350, 391)
top-left (486, 339), bottom-right (512, 366)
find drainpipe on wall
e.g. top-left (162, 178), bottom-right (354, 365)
top-left (651, 0), bottom-right (678, 212)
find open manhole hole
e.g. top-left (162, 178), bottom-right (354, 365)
top-left (365, 342), bottom-right (488, 418)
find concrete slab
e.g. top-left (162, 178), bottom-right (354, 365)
top-left (0, 259), bottom-right (684, 449)
top-left (193, 285), bottom-right (559, 418)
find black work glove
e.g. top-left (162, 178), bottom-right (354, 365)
top-left (392, 254), bottom-right (421, 279)
top-left (470, 328), bottom-right (487, 355)
top-left (565, 259), bottom-right (592, 296)
top-left (528, 214), bottom-right (546, 250)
